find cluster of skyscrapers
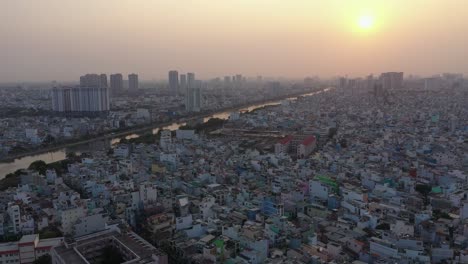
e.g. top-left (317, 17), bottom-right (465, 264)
top-left (340, 72), bottom-right (404, 91)
top-left (224, 74), bottom-right (244, 84)
top-left (380, 72), bottom-right (404, 90)
top-left (52, 74), bottom-right (110, 115)
top-left (110, 73), bottom-right (124, 91)
top-left (168, 70), bottom-right (202, 112)
top-left (52, 73), bottom-right (139, 115)
top-left (128, 73), bottom-right (139, 90)
top-left (110, 73), bottom-right (139, 92)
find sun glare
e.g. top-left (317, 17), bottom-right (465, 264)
top-left (358, 15), bottom-right (374, 30)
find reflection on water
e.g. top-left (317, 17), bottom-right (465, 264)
top-left (0, 88), bottom-right (330, 178)
top-left (0, 151), bottom-right (67, 178)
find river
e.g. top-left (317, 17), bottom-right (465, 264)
top-left (0, 88), bottom-right (330, 178)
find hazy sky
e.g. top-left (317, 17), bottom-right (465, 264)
top-left (1, 0), bottom-right (467, 82)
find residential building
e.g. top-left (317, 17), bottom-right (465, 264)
top-left (128, 73), bottom-right (139, 90)
top-left (169, 70), bottom-right (179, 96)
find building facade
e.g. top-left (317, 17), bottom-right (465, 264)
top-left (128, 73), bottom-right (139, 90)
top-left (110, 73), bottom-right (124, 94)
top-left (185, 73), bottom-right (201, 112)
top-left (50, 229), bottom-right (167, 264)
top-left (180, 74), bottom-right (187, 95)
top-left (380, 72), bottom-right (403, 90)
top-left (80, 74), bottom-right (107, 88)
top-left (52, 86), bottom-right (110, 114)
top-left (169, 70), bottom-right (179, 96)
top-left (0, 234), bottom-right (63, 264)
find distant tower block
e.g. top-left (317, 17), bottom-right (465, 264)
top-left (128, 73), bottom-right (139, 90)
top-left (169, 70), bottom-right (179, 96)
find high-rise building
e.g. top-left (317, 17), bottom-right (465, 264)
top-left (168, 70), bottom-right (179, 96)
top-left (192, 83), bottom-right (201, 112)
top-left (180, 74), bottom-right (187, 94)
top-left (380, 72), bottom-right (403, 90)
top-left (52, 74), bottom-right (110, 115)
top-left (366, 74), bottom-right (374, 90)
top-left (186, 84), bottom-right (202, 112)
top-left (100, 74), bottom-right (108, 88)
top-left (339, 77), bottom-right (347, 89)
top-left (52, 86), bottom-right (109, 114)
top-left (185, 73), bottom-right (201, 112)
top-left (63, 74), bottom-right (110, 114)
top-left (235, 74), bottom-right (242, 83)
top-left (269, 81), bottom-right (281, 95)
top-left (348, 79), bottom-right (357, 89)
top-left (187, 72), bottom-right (195, 89)
top-left (186, 73), bottom-right (195, 107)
top-left (80, 74), bottom-right (107, 88)
top-left (110, 73), bottom-right (123, 93)
top-left (129, 73), bottom-right (139, 90)
top-left (424, 77), bottom-right (442, 90)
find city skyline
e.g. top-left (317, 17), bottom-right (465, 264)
top-left (0, 1), bottom-right (467, 263)
top-left (2, 0), bottom-right (468, 82)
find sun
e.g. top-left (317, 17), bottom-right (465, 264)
top-left (358, 15), bottom-right (374, 30)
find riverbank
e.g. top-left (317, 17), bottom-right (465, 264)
top-left (0, 88), bottom-right (325, 163)
top-left (0, 87), bottom-right (331, 178)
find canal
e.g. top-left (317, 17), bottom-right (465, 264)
top-left (0, 88), bottom-right (330, 178)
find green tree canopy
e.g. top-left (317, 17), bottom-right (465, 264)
top-left (33, 254), bottom-right (51, 264)
top-left (100, 246), bottom-right (124, 264)
top-left (415, 184), bottom-right (432, 206)
top-left (28, 160), bottom-right (48, 175)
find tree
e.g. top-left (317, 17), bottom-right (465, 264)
top-left (28, 160), bottom-right (48, 175)
top-left (432, 209), bottom-right (452, 220)
top-left (339, 138), bottom-right (347, 148)
top-left (100, 246), bottom-right (124, 264)
top-left (42, 135), bottom-right (56, 144)
top-left (119, 174), bottom-right (130, 181)
top-left (376, 223), bottom-right (390, 230)
top-left (328, 127), bottom-right (338, 139)
top-left (107, 148), bottom-right (114, 156)
top-left (415, 184), bottom-right (432, 206)
top-left (39, 226), bottom-right (62, 239)
top-left (33, 254), bottom-right (51, 264)
top-left (66, 152), bottom-right (77, 159)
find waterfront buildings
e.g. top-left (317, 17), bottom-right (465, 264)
top-left (1, 72), bottom-right (467, 264)
top-left (185, 85), bottom-right (201, 112)
top-left (0, 76), bottom-right (311, 160)
top-left (185, 73), bottom-right (201, 112)
top-left (52, 74), bottom-right (110, 114)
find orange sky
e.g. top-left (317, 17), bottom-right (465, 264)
top-left (1, 0), bottom-right (467, 82)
